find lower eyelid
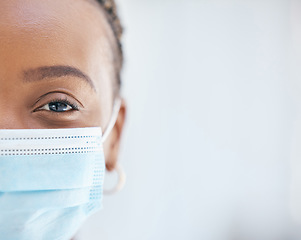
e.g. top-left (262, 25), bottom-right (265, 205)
top-left (32, 108), bottom-right (82, 125)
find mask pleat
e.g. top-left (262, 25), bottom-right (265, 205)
top-left (0, 127), bottom-right (105, 240)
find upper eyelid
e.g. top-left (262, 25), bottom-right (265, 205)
top-left (32, 91), bottom-right (84, 109)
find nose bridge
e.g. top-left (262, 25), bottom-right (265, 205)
top-left (0, 98), bottom-right (28, 129)
top-left (0, 76), bottom-right (33, 129)
top-left (0, 112), bottom-right (26, 130)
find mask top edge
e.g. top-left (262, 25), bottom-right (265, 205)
top-left (0, 127), bottom-right (103, 138)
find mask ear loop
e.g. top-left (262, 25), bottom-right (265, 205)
top-left (102, 98), bottom-right (122, 143)
top-left (101, 98), bottom-right (126, 194)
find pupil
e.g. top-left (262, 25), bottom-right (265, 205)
top-left (49, 102), bottom-right (68, 112)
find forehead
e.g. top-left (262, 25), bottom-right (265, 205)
top-left (0, 0), bottom-right (115, 93)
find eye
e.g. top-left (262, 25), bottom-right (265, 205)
top-left (38, 100), bottom-right (78, 113)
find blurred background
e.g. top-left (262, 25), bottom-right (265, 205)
top-left (77, 0), bottom-right (301, 239)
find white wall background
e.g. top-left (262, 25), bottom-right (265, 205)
top-left (77, 0), bottom-right (301, 239)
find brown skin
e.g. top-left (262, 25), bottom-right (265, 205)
top-left (0, 0), bottom-right (126, 171)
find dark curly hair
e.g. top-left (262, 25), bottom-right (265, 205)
top-left (96, 0), bottom-right (123, 91)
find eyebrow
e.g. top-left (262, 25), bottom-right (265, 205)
top-left (23, 65), bottom-right (96, 91)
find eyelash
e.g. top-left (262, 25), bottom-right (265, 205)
top-left (35, 98), bottom-right (79, 112)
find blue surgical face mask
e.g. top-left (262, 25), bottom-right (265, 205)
top-left (0, 100), bottom-right (121, 240)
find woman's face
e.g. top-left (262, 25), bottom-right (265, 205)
top-left (0, 0), bottom-right (125, 170)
